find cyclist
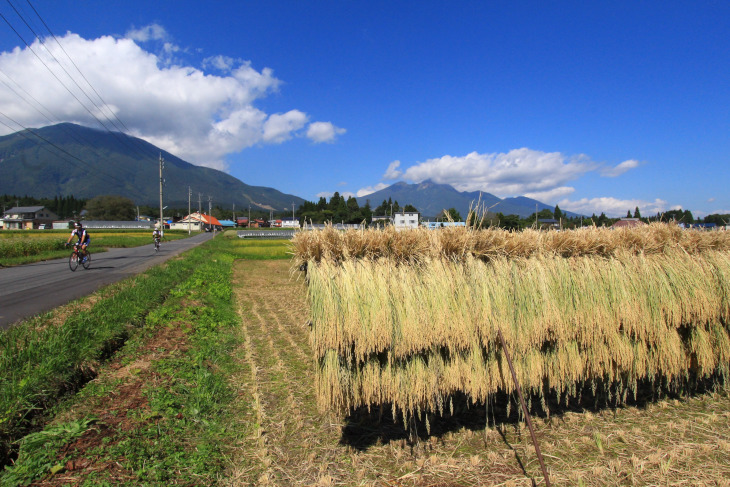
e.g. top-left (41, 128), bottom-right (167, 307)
top-left (66, 221), bottom-right (91, 261)
top-left (153, 227), bottom-right (162, 249)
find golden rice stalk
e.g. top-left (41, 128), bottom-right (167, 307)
top-left (306, 246), bottom-right (730, 416)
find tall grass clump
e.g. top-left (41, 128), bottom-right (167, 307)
top-left (294, 224), bottom-right (730, 422)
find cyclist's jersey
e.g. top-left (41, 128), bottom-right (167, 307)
top-left (153, 231), bottom-right (161, 239)
top-left (71, 228), bottom-right (90, 245)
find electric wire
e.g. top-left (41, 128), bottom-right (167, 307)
top-left (2, 2), bottom-right (153, 162)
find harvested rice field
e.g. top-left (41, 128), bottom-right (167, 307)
top-left (229, 236), bottom-right (730, 486)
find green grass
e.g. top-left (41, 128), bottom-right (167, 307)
top-left (0, 236), bottom-right (246, 485)
top-left (0, 229), bottom-right (193, 266)
top-left (0, 241), bottom-right (209, 470)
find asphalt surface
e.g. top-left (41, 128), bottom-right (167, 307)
top-left (0, 231), bottom-right (215, 329)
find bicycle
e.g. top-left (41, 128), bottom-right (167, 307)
top-left (154, 236), bottom-right (161, 251)
top-left (67, 243), bottom-right (91, 271)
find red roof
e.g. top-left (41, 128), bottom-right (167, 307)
top-left (612, 218), bottom-right (647, 228)
top-left (200, 214), bottom-right (222, 226)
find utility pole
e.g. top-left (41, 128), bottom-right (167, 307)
top-left (158, 153), bottom-right (164, 230)
top-left (248, 205), bottom-right (251, 228)
top-left (188, 186), bottom-right (192, 235)
top-left (198, 193), bottom-right (202, 215)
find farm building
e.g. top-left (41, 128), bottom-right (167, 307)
top-left (394, 211), bottom-right (420, 230)
top-left (2, 206), bottom-right (58, 230)
top-left (169, 212), bottom-right (222, 232)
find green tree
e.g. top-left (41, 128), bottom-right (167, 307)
top-left (633, 206), bottom-right (641, 219)
top-left (84, 195), bottom-right (136, 221)
top-left (554, 205), bottom-right (562, 220)
top-left (627, 210), bottom-right (632, 218)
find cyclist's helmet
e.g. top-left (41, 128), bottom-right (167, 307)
top-left (74, 222), bottom-right (82, 229)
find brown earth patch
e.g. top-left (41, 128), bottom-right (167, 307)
top-left (32, 322), bottom-right (191, 485)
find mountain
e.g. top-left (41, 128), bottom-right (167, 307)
top-left (357, 180), bottom-right (578, 219)
top-left (0, 123), bottom-right (304, 211)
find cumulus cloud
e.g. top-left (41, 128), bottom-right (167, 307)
top-left (557, 197), bottom-right (669, 218)
top-left (601, 159), bottom-right (641, 177)
top-left (125, 23), bottom-right (169, 42)
top-left (398, 148), bottom-right (597, 196)
top-left (202, 55), bottom-right (239, 72)
top-left (306, 121), bottom-right (346, 143)
top-left (263, 110), bottom-right (308, 143)
top-left (0, 26), bottom-right (344, 169)
top-left (383, 160), bottom-right (402, 180)
top-left (523, 186), bottom-right (576, 202)
top-left (356, 182), bottom-right (389, 197)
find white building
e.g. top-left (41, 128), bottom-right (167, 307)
top-left (393, 212), bottom-right (420, 230)
top-left (280, 217), bottom-right (300, 228)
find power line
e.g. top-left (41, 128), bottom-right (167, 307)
top-left (0, 110), bottom-right (129, 187)
top-left (1, 1), bottom-right (153, 162)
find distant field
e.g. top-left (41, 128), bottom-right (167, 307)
top-left (0, 229), bottom-right (193, 266)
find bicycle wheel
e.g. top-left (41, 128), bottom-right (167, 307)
top-left (155, 239), bottom-right (160, 251)
top-left (69, 252), bottom-right (79, 272)
top-left (82, 252), bottom-right (91, 269)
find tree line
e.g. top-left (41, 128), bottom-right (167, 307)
top-left (3, 193), bottom-right (728, 229)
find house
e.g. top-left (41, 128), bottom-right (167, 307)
top-left (218, 219), bottom-right (237, 229)
top-left (236, 217), bottom-right (249, 227)
top-left (2, 206), bottom-right (59, 230)
top-left (538, 218), bottom-right (560, 230)
top-left (169, 212), bottom-right (222, 232)
top-left (281, 217), bottom-right (300, 229)
top-left (423, 221), bottom-right (466, 230)
top-left (393, 212), bottom-right (420, 230)
top-left (611, 218), bottom-right (647, 229)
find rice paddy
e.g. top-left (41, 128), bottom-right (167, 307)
top-left (293, 224), bottom-right (730, 423)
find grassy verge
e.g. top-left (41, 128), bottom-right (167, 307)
top-left (0, 240), bottom-right (209, 470)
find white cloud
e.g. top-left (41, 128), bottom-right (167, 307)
top-left (523, 186), bottom-right (575, 202)
top-left (707, 197), bottom-right (716, 203)
top-left (0, 28), bottom-right (343, 169)
top-left (557, 197), bottom-right (669, 218)
top-left (306, 121), bottom-right (345, 143)
top-left (202, 55), bottom-right (239, 72)
top-left (383, 160), bottom-right (402, 180)
top-left (399, 148), bottom-right (597, 196)
top-left (356, 182), bottom-right (389, 197)
top-left (601, 159), bottom-right (641, 177)
top-left (263, 110), bottom-right (308, 143)
top-left (125, 24), bottom-right (169, 42)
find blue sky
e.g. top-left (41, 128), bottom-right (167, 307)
top-left (0, 1), bottom-right (728, 217)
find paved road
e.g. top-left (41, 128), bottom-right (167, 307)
top-left (0, 232), bottom-right (215, 329)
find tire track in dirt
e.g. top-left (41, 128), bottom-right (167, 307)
top-left (232, 260), bottom-right (348, 485)
top-left (229, 266), bottom-right (275, 485)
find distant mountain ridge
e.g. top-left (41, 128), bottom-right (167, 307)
top-left (357, 180), bottom-right (578, 219)
top-left (0, 123), bottom-right (304, 211)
